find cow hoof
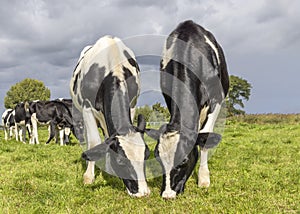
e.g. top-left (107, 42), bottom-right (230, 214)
top-left (83, 175), bottom-right (94, 185)
top-left (162, 190), bottom-right (177, 199)
top-left (127, 187), bottom-right (151, 198)
top-left (198, 168), bottom-right (210, 187)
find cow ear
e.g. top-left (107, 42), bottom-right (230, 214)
top-left (144, 124), bottom-right (167, 140)
top-left (196, 132), bottom-right (222, 149)
top-left (144, 128), bottom-right (161, 140)
top-left (137, 114), bottom-right (146, 132)
top-left (82, 138), bottom-right (115, 161)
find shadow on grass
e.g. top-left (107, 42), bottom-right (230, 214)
top-left (74, 156), bottom-right (124, 191)
top-left (74, 155), bottom-right (164, 193)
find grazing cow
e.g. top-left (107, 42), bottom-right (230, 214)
top-left (145, 20), bottom-right (229, 199)
top-left (56, 98), bottom-right (85, 143)
top-left (14, 102), bottom-right (32, 143)
top-left (1, 109), bottom-right (16, 140)
top-left (27, 100), bottom-right (73, 145)
top-left (70, 36), bottom-right (150, 197)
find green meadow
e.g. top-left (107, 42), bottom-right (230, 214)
top-left (0, 115), bottom-right (299, 213)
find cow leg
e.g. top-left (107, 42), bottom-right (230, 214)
top-left (82, 106), bottom-right (102, 185)
top-left (46, 123), bottom-right (56, 144)
top-left (9, 126), bottom-right (14, 139)
top-left (31, 114), bottom-right (40, 144)
top-left (26, 124), bottom-right (32, 144)
top-left (19, 126), bottom-right (26, 144)
top-left (63, 127), bottom-right (71, 145)
top-left (15, 124), bottom-right (19, 141)
top-left (198, 103), bottom-right (221, 187)
top-left (4, 127), bottom-right (8, 141)
top-left (18, 128), bottom-right (22, 142)
top-left (59, 129), bottom-right (64, 146)
top-left (55, 127), bottom-right (59, 144)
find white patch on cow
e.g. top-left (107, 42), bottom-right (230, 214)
top-left (161, 38), bottom-right (175, 70)
top-left (158, 131), bottom-right (180, 199)
top-left (199, 105), bottom-right (209, 132)
top-left (64, 127), bottom-right (71, 135)
top-left (94, 110), bottom-right (109, 138)
top-left (78, 45), bottom-right (93, 63)
top-left (118, 132), bottom-right (150, 197)
top-left (82, 106), bottom-right (102, 184)
top-left (200, 103), bottom-right (221, 133)
top-left (204, 35), bottom-right (220, 65)
top-left (130, 108), bottom-right (136, 123)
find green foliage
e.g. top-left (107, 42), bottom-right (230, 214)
top-left (0, 115), bottom-right (299, 213)
top-left (228, 113), bottom-right (300, 125)
top-left (134, 103), bottom-right (170, 124)
top-left (4, 78), bottom-right (51, 109)
top-left (227, 75), bottom-right (252, 116)
top-left (150, 102), bottom-right (170, 122)
top-left (134, 105), bottom-right (152, 123)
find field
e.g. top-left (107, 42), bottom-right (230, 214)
top-left (0, 115), bottom-right (299, 213)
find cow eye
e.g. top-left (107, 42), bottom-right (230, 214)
top-left (116, 155), bottom-right (126, 165)
top-left (181, 157), bottom-right (189, 166)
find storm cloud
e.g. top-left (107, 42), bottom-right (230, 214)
top-left (0, 0), bottom-right (299, 114)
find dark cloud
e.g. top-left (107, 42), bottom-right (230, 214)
top-left (0, 0), bottom-right (299, 114)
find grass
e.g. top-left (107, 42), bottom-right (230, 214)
top-left (0, 116), bottom-right (299, 213)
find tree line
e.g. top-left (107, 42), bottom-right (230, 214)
top-left (4, 75), bottom-right (252, 120)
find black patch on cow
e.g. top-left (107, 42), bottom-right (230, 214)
top-left (95, 72), bottom-right (133, 136)
top-left (81, 64), bottom-right (106, 107)
top-left (3, 109), bottom-right (13, 124)
top-left (73, 72), bottom-right (79, 93)
top-left (122, 66), bottom-right (138, 107)
top-left (14, 103), bottom-right (28, 124)
top-left (123, 50), bottom-right (139, 71)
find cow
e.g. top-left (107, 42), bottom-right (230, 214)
top-left (56, 98), bottom-right (85, 143)
top-left (27, 100), bottom-right (73, 145)
top-left (70, 36), bottom-right (150, 197)
top-left (145, 20), bottom-right (229, 199)
top-left (14, 102), bottom-right (32, 143)
top-left (1, 109), bottom-right (16, 141)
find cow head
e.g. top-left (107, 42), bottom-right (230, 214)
top-left (82, 115), bottom-right (150, 197)
top-left (146, 125), bottom-right (221, 199)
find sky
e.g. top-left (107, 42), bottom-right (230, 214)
top-left (1, 0), bottom-right (300, 114)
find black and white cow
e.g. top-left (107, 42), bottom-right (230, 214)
top-left (145, 20), bottom-right (229, 199)
top-left (27, 100), bottom-right (73, 145)
top-left (1, 109), bottom-right (16, 141)
top-left (14, 102), bottom-right (32, 143)
top-left (56, 98), bottom-right (85, 143)
top-left (70, 36), bottom-right (150, 197)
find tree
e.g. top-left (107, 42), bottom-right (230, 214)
top-left (133, 103), bottom-right (170, 124)
top-left (152, 102), bottom-right (170, 122)
top-left (226, 75), bottom-right (252, 116)
top-left (4, 78), bottom-right (51, 109)
top-left (134, 105), bottom-right (152, 124)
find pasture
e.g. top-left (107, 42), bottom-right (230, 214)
top-left (0, 115), bottom-right (299, 213)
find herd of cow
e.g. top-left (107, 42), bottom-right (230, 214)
top-left (1, 20), bottom-right (229, 199)
top-left (1, 99), bottom-right (84, 145)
